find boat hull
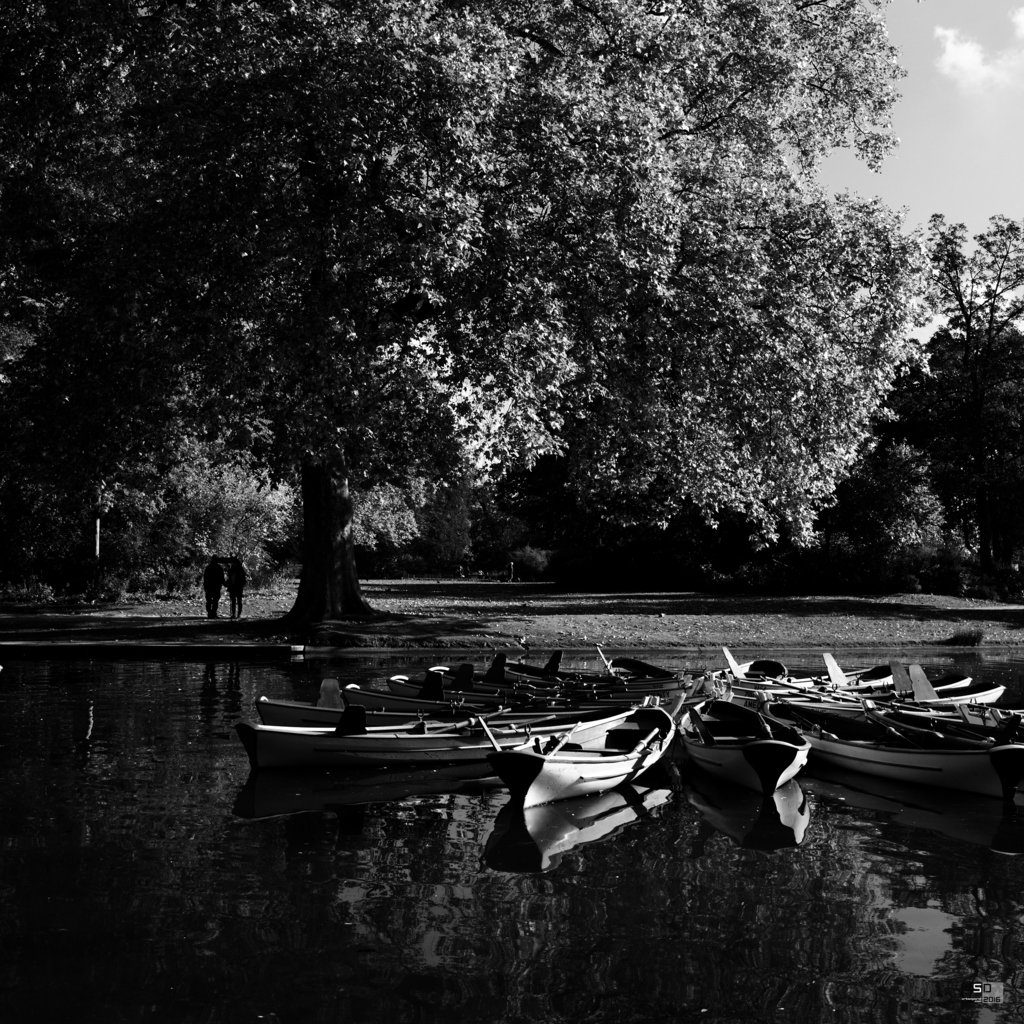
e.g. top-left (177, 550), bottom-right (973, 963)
top-left (683, 736), bottom-right (809, 794)
top-left (679, 699), bottom-right (810, 793)
top-left (806, 735), bottom-right (1024, 800)
top-left (256, 695), bottom-right (585, 730)
top-left (235, 707), bottom-right (643, 770)
top-left (486, 706), bottom-right (677, 808)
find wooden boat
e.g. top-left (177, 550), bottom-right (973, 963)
top-left (258, 664), bottom-right (724, 728)
top-left (234, 703), bottom-right (659, 770)
top-left (340, 681), bottom-right (508, 715)
top-left (256, 694), bottom-right (637, 732)
top-left (256, 678), bottom-right (576, 729)
top-left (681, 772), bottom-right (810, 851)
top-left (722, 649), bottom-right (789, 682)
top-left (387, 663), bottom-right (690, 704)
top-left (484, 701), bottom-right (679, 808)
top-left (483, 782), bottom-right (674, 872)
top-left (755, 691), bottom-right (1022, 744)
top-left (729, 656), bottom-right (1000, 707)
top-left (723, 648), bottom-right (983, 699)
top-left (500, 648), bottom-right (681, 685)
top-left (763, 700), bottom-right (1024, 800)
top-left (747, 689), bottom-right (1021, 733)
top-left (679, 699), bottom-right (810, 793)
top-left (339, 678), bottom-right (701, 720)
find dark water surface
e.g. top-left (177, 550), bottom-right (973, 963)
top-left (4, 649), bottom-right (1024, 1024)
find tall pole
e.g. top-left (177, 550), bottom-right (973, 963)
top-left (94, 485), bottom-right (103, 592)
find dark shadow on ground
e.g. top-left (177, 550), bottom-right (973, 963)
top-left (0, 582), bottom-right (1021, 646)
top-left (0, 612), bottom-right (297, 643)
top-left (363, 582), bottom-right (1024, 629)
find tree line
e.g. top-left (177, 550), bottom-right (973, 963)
top-left (1, 1), bottom-right (1018, 616)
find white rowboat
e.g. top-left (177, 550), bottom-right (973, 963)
top-left (485, 703), bottom-right (679, 808)
top-left (679, 699), bottom-right (810, 793)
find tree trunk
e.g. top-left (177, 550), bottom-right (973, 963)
top-left (977, 485), bottom-right (995, 573)
top-left (286, 454), bottom-right (373, 623)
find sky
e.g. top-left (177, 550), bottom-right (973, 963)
top-left (817, 0), bottom-right (1024, 238)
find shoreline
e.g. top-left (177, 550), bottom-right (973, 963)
top-left (0, 580), bottom-right (1022, 655)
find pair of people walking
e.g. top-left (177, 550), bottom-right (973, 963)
top-left (203, 556), bottom-right (247, 619)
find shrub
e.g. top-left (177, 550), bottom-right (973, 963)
top-left (510, 545), bottom-right (552, 580)
top-left (0, 579), bottom-right (57, 604)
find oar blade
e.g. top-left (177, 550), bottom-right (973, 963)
top-left (822, 652), bottom-right (847, 688)
top-left (888, 660), bottom-right (913, 692)
top-left (908, 664), bottom-right (941, 702)
top-left (722, 647), bottom-right (745, 680)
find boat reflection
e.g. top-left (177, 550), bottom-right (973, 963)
top-left (484, 784), bottom-right (674, 873)
top-left (232, 763), bottom-right (504, 820)
top-left (801, 764), bottom-right (1024, 854)
top-left (681, 767), bottom-right (810, 852)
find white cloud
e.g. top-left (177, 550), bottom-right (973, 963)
top-left (935, 8), bottom-right (1024, 92)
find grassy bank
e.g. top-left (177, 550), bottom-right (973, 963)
top-left (1, 579), bottom-right (1023, 650)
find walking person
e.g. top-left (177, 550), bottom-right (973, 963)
top-left (226, 556), bottom-right (247, 619)
top-left (202, 558), bottom-right (225, 619)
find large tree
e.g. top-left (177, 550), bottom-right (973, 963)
top-left (2, 0), bottom-right (921, 619)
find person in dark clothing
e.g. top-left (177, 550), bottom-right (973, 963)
top-left (203, 559), bottom-right (225, 619)
top-left (226, 556), bottom-right (247, 619)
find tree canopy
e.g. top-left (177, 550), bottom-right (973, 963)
top-left (0, 0), bottom-right (923, 615)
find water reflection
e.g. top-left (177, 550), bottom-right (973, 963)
top-left (804, 765), bottom-right (1024, 855)
top-left (234, 764), bottom-right (505, 820)
top-left (5, 654), bottom-right (1024, 1023)
top-left (201, 661), bottom-right (244, 721)
top-left (484, 783), bottom-right (674, 873)
top-left (681, 771), bottom-right (811, 852)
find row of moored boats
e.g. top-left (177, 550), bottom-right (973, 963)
top-left (234, 647), bottom-right (1023, 808)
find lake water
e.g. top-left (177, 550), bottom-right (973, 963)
top-left (3, 649), bottom-right (1024, 1024)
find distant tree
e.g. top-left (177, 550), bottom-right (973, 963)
top-left (905, 215), bottom-right (1024, 570)
top-left (825, 442), bottom-right (945, 568)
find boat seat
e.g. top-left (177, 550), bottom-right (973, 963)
top-left (452, 663), bottom-right (476, 691)
top-left (317, 678), bottom-right (343, 708)
top-left (417, 670), bottom-right (446, 702)
top-left (748, 659), bottom-right (787, 678)
top-left (482, 653), bottom-right (508, 684)
top-left (334, 704), bottom-right (367, 736)
top-left (605, 729), bottom-right (643, 750)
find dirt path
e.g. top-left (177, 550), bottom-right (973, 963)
top-left (1, 579), bottom-right (1022, 651)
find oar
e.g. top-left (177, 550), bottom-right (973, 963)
top-left (596, 646), bottom-right (616, 676)
top-left (668, 694), bottom-right (689, 722)
top-left (687, 706), bottom-right (717, 747)
top-left (629, 726), bottom-right (663, 755)
top-left (722, 647), bottom-right (747, 680)
top-left (544, 721), bottom-right (585, 756)
top-left (473, 716), bottom-right (504, 752)
top-left (822, 652), bottom-right (848, 689)
top-left (862, 700), bottom-right (927, 748)
top-left (447, 705), bottom-right (516, 730)
top-left (889, 659), bottom-right (914, 693)
top-left (908, 664), bottom-right (941, 702)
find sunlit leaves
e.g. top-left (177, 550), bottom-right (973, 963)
top-left (1, 0), bottom-right (917, 582)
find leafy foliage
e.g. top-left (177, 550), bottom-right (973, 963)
top-left (0, 1), bottom-right (925, 608)
top-left (899, 215), bottom-right (1024, 569)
